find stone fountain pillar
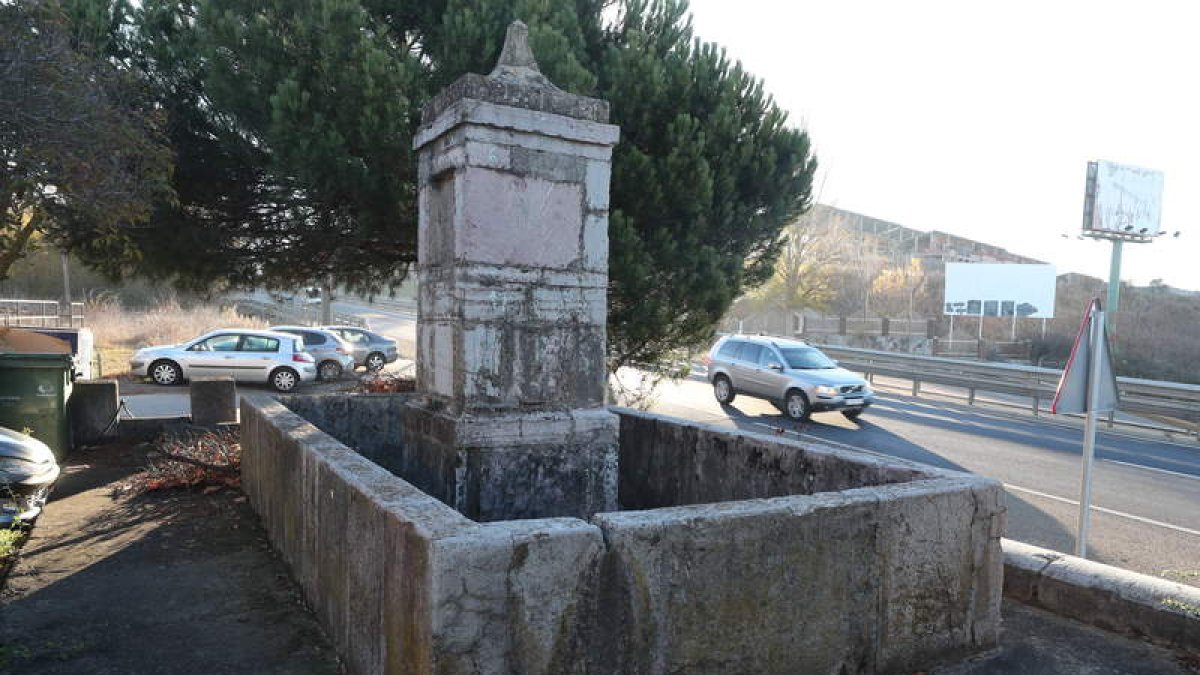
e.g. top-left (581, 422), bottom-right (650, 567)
top-left (404, 22), bottom-right (619, 521)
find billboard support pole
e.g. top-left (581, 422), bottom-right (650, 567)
top-left (1074, 307), bottom-right (1105, 559)
top-left (1106, 239), bottom-right (1123, 332)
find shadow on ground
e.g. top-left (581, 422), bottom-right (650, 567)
top-left (0, 443), bottom-right (340, 675)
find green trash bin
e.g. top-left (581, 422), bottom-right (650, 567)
top-left (0, 337), bottom-right (75, 459)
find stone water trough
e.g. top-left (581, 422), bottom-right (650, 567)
top-left (240, 22), bottom-right (1005, 675)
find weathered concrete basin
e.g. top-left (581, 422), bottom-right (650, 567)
top-left (242, 394), bottom-right (1005, 675)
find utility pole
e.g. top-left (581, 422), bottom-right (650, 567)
top-left (60, 251), bottom-right (72, 324)
top-left (320, 276), bottom-right (333, 325)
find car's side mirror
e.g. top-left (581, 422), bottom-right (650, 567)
top-left (767, 362), bottom-right (784, 371)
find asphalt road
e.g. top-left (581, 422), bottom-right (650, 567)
top-left (624, 369), bottom-right (1200, 586)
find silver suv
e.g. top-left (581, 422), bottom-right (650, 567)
top-left (706, 335), bottom-right (874, 421)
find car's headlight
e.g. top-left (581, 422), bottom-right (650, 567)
top-left (814, 385), bottom-right (838, 397)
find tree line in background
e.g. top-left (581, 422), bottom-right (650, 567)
top-left (729, 209), bottom-right (943, 325)
top-left (0, 0), bottom-right (816, 372)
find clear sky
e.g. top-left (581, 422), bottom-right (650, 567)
top-left (686, 0), bottom-right (1199, 290)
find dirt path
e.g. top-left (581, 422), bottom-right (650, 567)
top-left (0, 442), bottom-right (341, 674)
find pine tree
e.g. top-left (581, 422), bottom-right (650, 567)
top-left (599, 1), bottom-right (816, 368)
top-left (116, 0), bottom-right (816, 366)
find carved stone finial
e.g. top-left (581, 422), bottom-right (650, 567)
top-left (488, 20), bottom-right (559, 90)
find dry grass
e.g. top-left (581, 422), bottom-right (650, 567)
top-left (87, 298), bottom-right (266, 377)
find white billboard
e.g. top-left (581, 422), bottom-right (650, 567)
top-left (1083, 160), bottom-right (1164, 237)
top-left (944, 263), bottom-right (1056, 319)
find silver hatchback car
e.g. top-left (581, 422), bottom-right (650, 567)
top-left (129, 329), bottom-right (317, 392)
top-left (706, 335), bottom-right (875, 421)
top-left (269, 326), bottom-right (356, 381)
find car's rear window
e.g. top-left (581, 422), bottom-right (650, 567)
top-left (240, 336), bottom-right (280, 352)
top-left (301, 332), bottom-right (324, 346)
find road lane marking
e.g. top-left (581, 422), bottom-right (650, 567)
top-left (748, 421), bottom-right (1200, 539)
top-left (1005, 484), bottom-right (1200, 538)
top-left (1100, 460), bottom-right (1200, 482)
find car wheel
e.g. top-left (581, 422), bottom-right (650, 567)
top-left (270, 367), bottom-right (300, 392)
top-left (784, 390), bottom-right (811, 421)
top-left (318, 360), bottom-right (342, 381)
top-left (365, 352), bottom-right (386, 372)
top-left (713, 375), bottom-right (736, 404)
top-left (150, 360), bottom-right (182, 386)
top-left (842, 409), bottom-right (864, 421)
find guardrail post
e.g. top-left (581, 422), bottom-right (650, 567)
top-left (1032, 397), bottom-right (1039, 416)
top-left (881, 317), bottom-right (890, 337)
top-left (838, 316), bottom-right (847, 335)
top-left (968, 388), bottom-right (976, 405)
top-left (1106, 411), bottom-right (1114, 429)
top-left (912, 380), bottom-right (920, 397)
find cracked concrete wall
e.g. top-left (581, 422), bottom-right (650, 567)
top-left (251, 398), bottom-right (1004, 674)
top-left (413, 101), bottom-right (617, 413)
top-left (404, 60), bottom-right (621, 522)
top-left (242, 396), bottom-right (607, 675)
top-left (279, 394), bottom-right (410, 475)
top-left (592, 477), bottom-right (1005, 675)
top-left (401, 402), bottom-right (618, 521)
top-left (615, 409), bottom-right (931, 509)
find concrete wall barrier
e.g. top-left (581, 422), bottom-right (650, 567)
top-left (190, 376), bottom-right (238, 426)
top-left (240, 395), bottom-right (605, 675)
top-left (1003, 539), bottom-right (1200, 650)
top-left (615, 408), bottom-right (929, 508)
top-left (243, 396), bottom-right (1006, 674)
top-left (69, 380), bottom-right (119, 447)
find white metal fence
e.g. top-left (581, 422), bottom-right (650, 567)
top-left (0, 299), bottom-right (85, 327)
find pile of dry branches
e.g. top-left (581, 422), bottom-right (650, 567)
top-left (121, 430), bottom-right (241, 494)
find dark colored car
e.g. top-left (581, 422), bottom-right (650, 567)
top-left (0, 426), bottom-right (60, 524)
top-left (323, 326), bottom-right (399, 372)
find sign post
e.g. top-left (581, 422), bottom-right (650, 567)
top-left (1051, 298), bottom-right (1119, 558)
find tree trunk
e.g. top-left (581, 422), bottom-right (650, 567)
top-left (0, 210), bottom-right (42, 281)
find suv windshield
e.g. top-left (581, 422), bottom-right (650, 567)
top-left (779, 347), bottom-right (837, 370)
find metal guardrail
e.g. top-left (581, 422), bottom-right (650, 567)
top-left (234, 299), bottom-right (369, 329)
top-left (816, 344), bottom-right (1200, 430)
top-left (0, 299), bottom-right (85, 327)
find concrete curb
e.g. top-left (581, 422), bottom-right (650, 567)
top-left (1003, 538), bottom-right (1200, 650)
